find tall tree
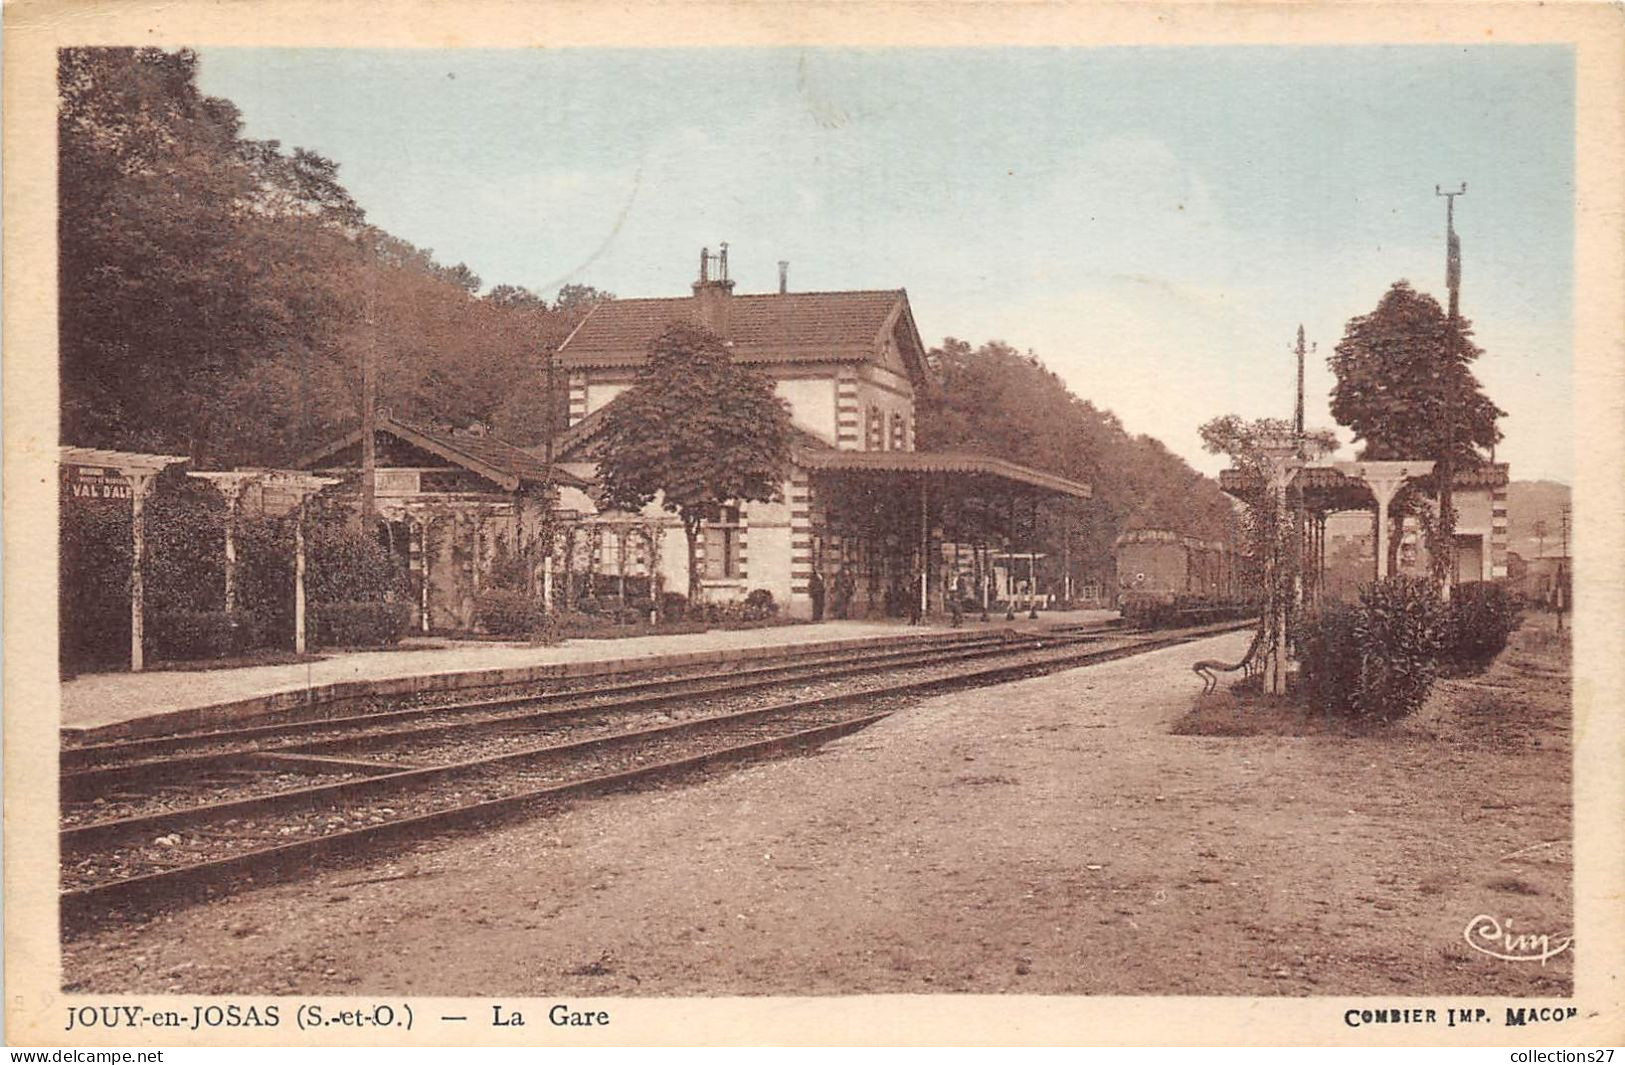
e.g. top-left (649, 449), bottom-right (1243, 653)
top-left (594, 324), bottom-right (794, 601)
top-left (59, 47), bottom-right (573, 466)
top-left (1329, 280), bottom-right (1504, 583)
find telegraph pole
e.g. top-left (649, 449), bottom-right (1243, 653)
top-left (1558, 504), bottom-right (1571, 632)
top-left (359, 229), bottom-right (379, 532)
top-left (541, 328), bottom-right (560, 611)
top-left (1293, 324), bottom-right (1307, 444)
top-left (1292, 325), bottom-right (1313, 601)
top-left (1435, 183), bottom-right (1466, 595)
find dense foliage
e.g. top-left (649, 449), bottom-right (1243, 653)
top-left (1296, 601), bottom-right (1362, 716)
top-left (145, 610), bottom-right (271, 662)
top-left (1297, 576), bottom-right (1445, 720)
top-left (60, 471), bottom-right (409, 670)
top-left (595, 324), bottom-right (795, 600)
top-left (309, 602), bottom-right (412, 648)
top-left (919, 339), bottom-right (1238, 588)
top-left (1330, 281), bottom-right (1503, 467)
top-left (59, 47), bottom-right (594, 464)
top-left (1440, 581), bottom-right (1524, 670)
top-left (475, 589), bottom-right (550, 637)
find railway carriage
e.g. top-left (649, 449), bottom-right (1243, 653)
top-left (1113, 529), bottom-right (1250, 627)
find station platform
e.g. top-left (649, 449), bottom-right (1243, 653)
top-left (59, 609), bottom-right (1121, 742)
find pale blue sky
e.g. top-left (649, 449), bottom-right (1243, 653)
top-left (198, 46), bottom-right (1574, 482)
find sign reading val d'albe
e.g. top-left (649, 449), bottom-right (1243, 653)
top-left (62, 465), bottom-right (134, 500)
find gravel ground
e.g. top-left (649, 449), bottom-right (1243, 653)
top-left (62, 623), bottom-right (1570, 997)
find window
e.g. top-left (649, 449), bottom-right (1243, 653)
top-left (889, 412), bottom-right (907, 451)
top-left (703, 505), bottom-right (743, 580)
top-left (866, 405), bottom-right (884, 451)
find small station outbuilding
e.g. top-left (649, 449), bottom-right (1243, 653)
top-left (293, 413), bottom-right (586, 632)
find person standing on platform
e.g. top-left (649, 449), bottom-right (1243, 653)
top-left (808, 567), bottom-right (826, 622)
top-left (907, 563), bottom-right (923, 626)
top-left (834, 567), bottom-right (855, 620)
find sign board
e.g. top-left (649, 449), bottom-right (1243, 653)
top-left (61, 465), bottom-right (133, 500)
top-left (376, 468), bottom-right (420, 497)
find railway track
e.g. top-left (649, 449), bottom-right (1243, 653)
top-left (60, 620), bottom-right (1249, 934)
top-left (61, 627), bottom-right (1063, 773)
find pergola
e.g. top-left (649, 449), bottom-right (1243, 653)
top-left (189, 469), bottom-right (338, 653)
top-left (1220, 458), bottom-right (1438, 590)
top-left (60, 447), bottom-right (189, 671)
top-left (1218, 441), bottom-right (1438, 694)
top-left (794, 447), bottom-right (1092, 617)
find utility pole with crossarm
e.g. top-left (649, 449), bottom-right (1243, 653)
top-left (1435, 182), bottom-right (1467, 595)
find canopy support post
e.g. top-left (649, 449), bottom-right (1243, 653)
top-left (128, 472), bottom-right (155, 672)
top-left (919, 475), bottom-right (929, 620)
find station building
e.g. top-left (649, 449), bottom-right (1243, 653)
top-left (550, 249), bottom-right (1092, 620)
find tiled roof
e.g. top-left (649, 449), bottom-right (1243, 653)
top-left (557, 290), bottom-right (908, 367)
top-left (1220, 461), bottom-right (1508, 501)
top-left (551, 393), bottom-right (835, 463)
top-left (296, 415), bottom-right (586, 492)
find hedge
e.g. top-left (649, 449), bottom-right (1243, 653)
top-left (475, 589), bottom-right (547, 637)
top-left (309, 601), bottom-right (412, 648)
top-left (146, 610), bottom-right (270, 662)
top-left (1297, 576), bottom-right (1445, 720)
top-left (1296, 601), bottom-right (1360, 716)
top-left (1441, 581), bottom-right (1523, 670)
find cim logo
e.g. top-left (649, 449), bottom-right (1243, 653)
top-left (1463, 914), bottom-right (1573, 964)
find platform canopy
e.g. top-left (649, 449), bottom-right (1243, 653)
top-left (794, 447), bottom-right (1091, 501)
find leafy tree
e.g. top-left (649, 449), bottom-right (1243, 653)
top-left (59, 47), bottom-right (572, 465)
top-left (553, 283), bottom-right (615, 314)
top-left (594, 324), bottom-right (794, 601)
top-left (1329, 281), bottom-right (1505, 584)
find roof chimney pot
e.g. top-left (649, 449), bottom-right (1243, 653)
top-left (691, 242), bottom-right (735, 338)
top-left (778, 260), bottom-right (789, 294)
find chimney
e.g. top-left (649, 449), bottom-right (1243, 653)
top-left (778, 260), bottom-right (789, 295)
top-left (691, 242), bottom-right (735, 339)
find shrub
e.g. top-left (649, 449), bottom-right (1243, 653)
top-left (234, 515), bottom-right (295, 635)
top-left (475, 589), bottom-right (546, 637)
top-left (306, 520), bottom-right (406, 604)
top-left (60, 497), bottom-right (135, 672)
top-left (660, 591), bottom-right (688, 620)
top-left (147, 610), bottom-right (269, 661)
top-left (1442, 581), bottom-right (1523, 669)
top-left (1353, 575), bottom-right (1445, 720)
top-left (483, 540), bottom-right (532, 592)
top-left (310, 601), bottom-right (411, 648)
top-left (744, 588), bottom-right (778, 617)
top-left (1296, 601), bottom-right (1361, 716)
